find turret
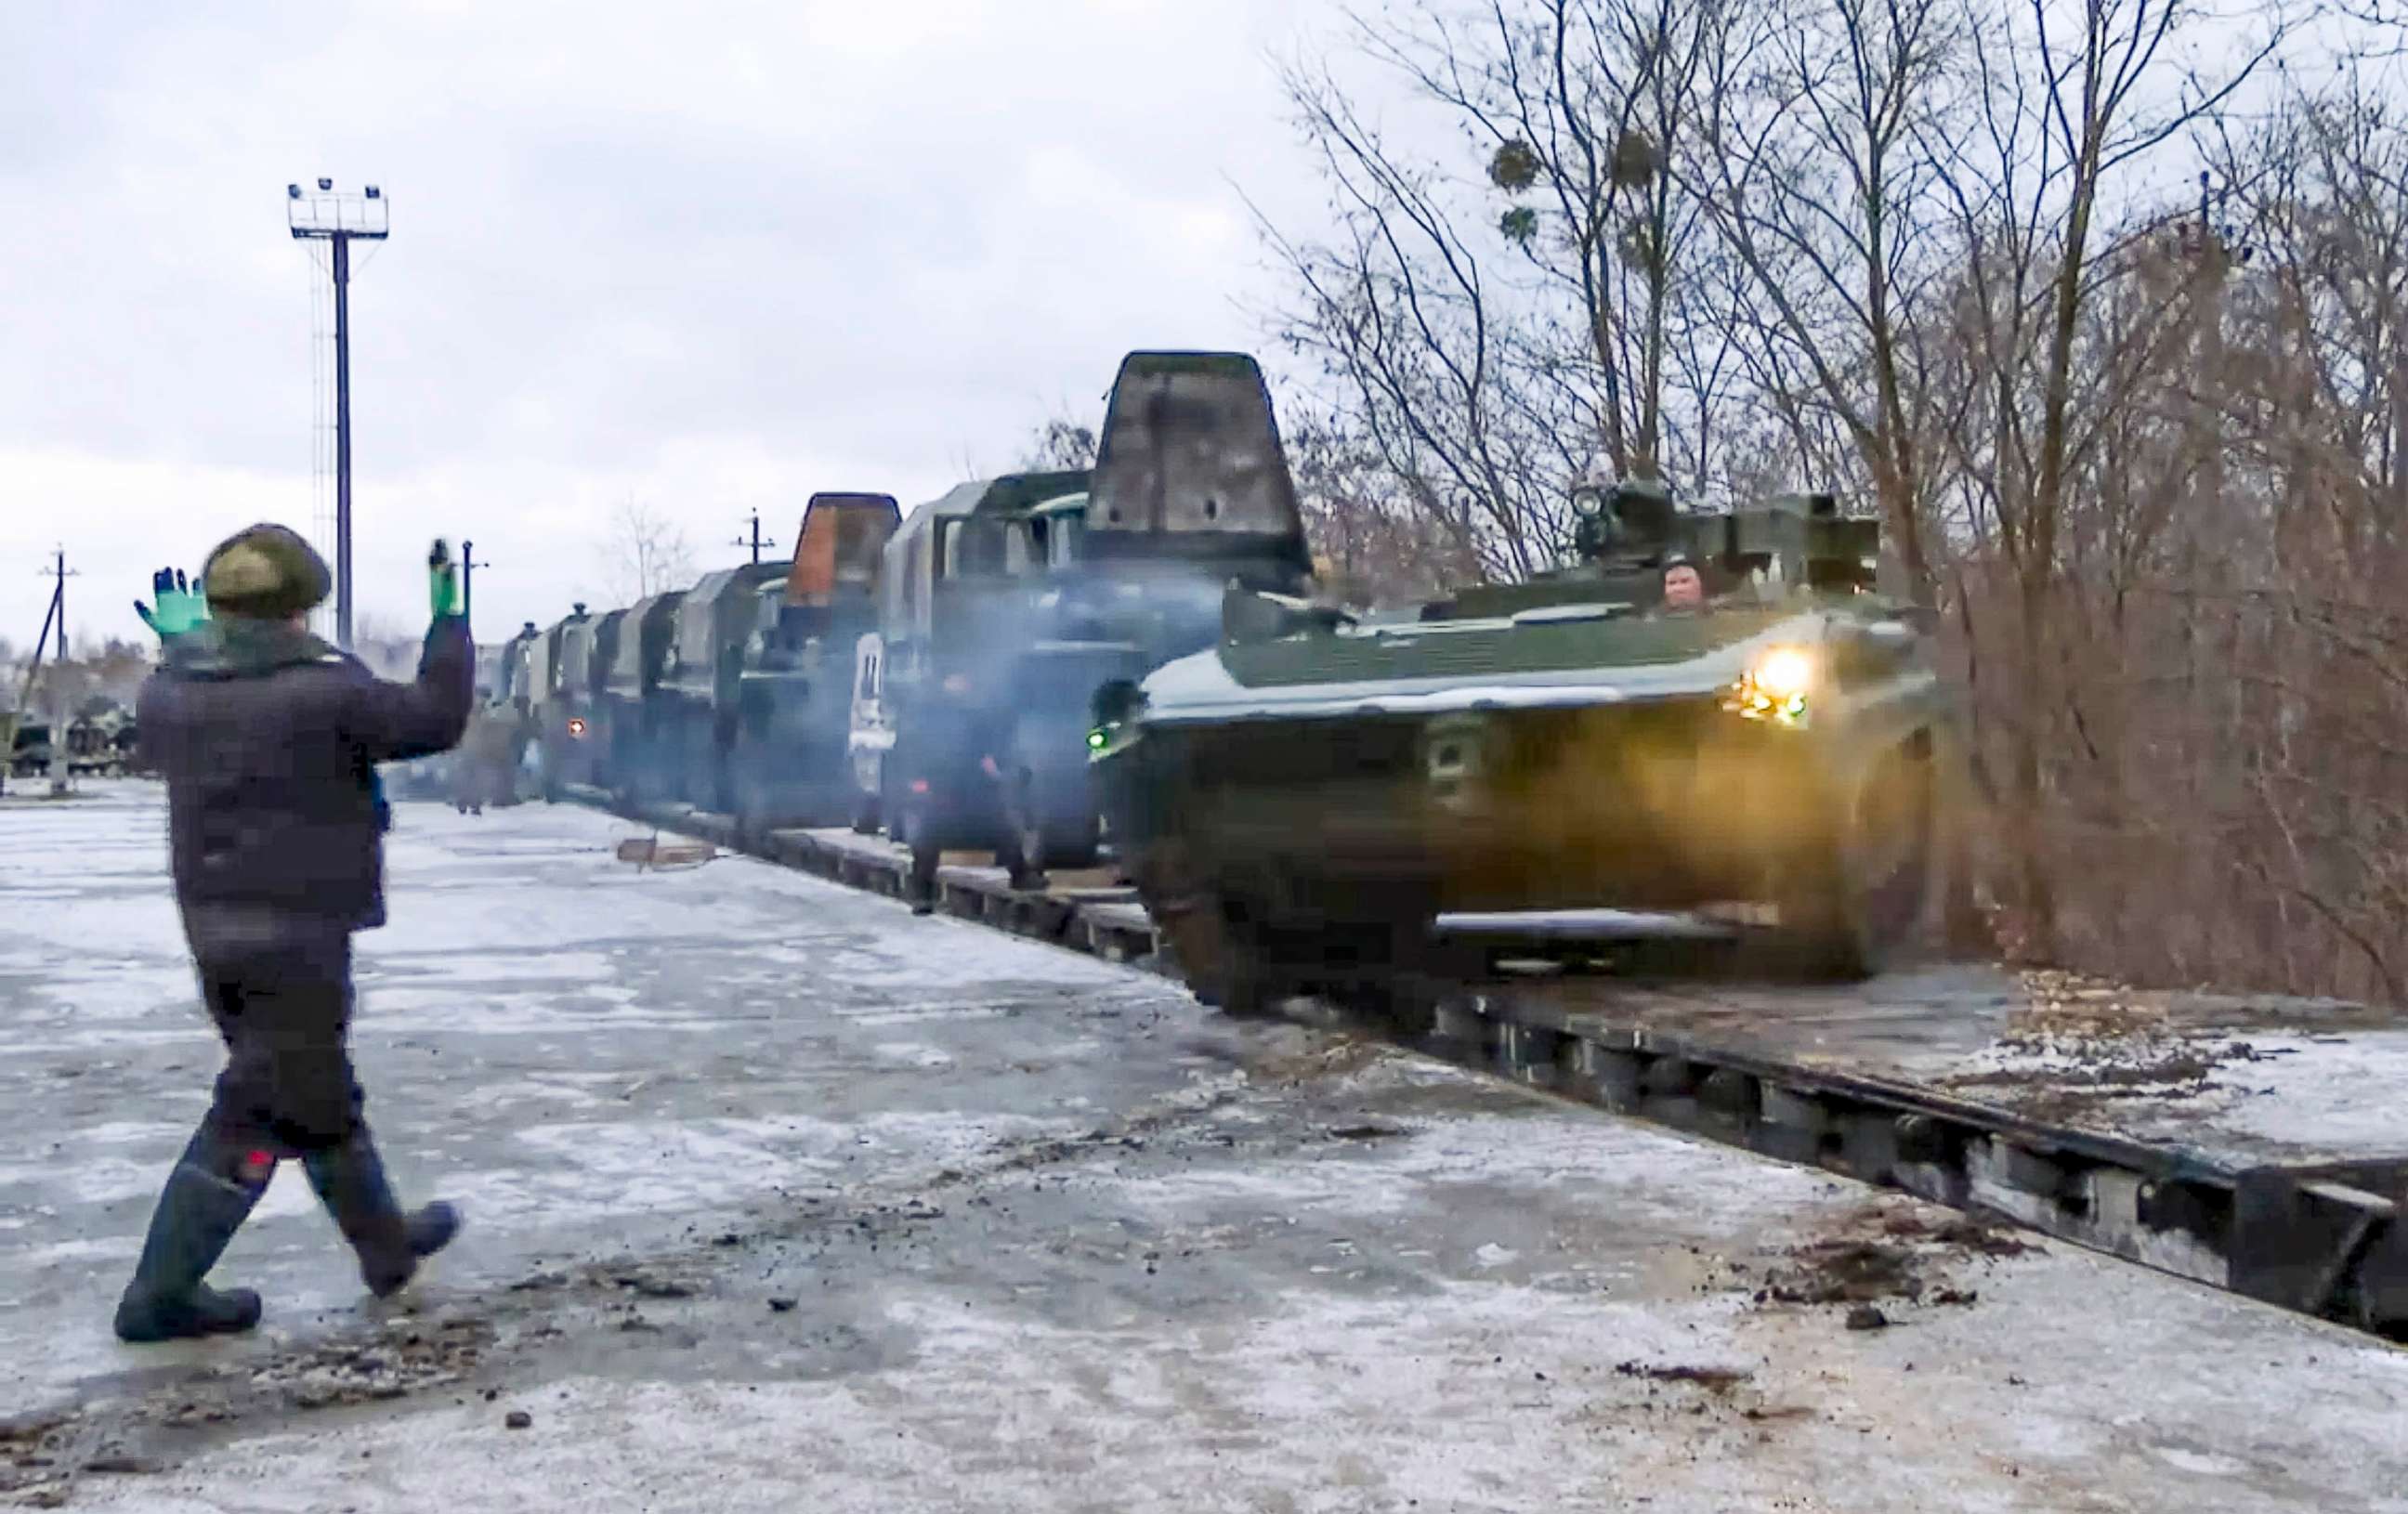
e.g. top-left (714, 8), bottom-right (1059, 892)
top-left (1700, 491), bottom-right (1881, 594)
top-left (1567, 476), bottom-right (1680, 568)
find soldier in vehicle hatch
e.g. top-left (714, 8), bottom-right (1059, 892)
top-left (1660, 555), bottom-right (1706, 610)
top-left (117, 528), bottom-right (469, 1342)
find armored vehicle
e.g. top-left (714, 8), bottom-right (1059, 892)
top-left (660, 561), bottom-right (789, 815)
top-left (8, 719), bottom-right (53, 779)
top-left (726, 491), bottom-right (900, 829)
top-left (64, 706), bottom-right (136, 776)
top-left (846, 469), bottom-right (1107, 886)
top-left (1092, 483), bottom-right (1956, 1013)
top-left (598, 589), bottom-right (687, 802)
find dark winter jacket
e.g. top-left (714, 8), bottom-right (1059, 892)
top-left (138, 616), bottom-right (474, 933)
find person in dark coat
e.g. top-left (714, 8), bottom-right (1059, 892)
top-left (116, 525), bottom-right (475, 1343)
top-left (898, 690), bottom-right (1036, 914)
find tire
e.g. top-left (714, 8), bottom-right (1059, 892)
top-left (1037, 811), bottom-right (1102, 871)
top-left (1774, 740), bottom-right (1936, 980)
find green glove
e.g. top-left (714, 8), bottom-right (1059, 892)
top-left (134, 568), bottom-right (209, 640)
top-left (428, 539), bottom-right (465, 620)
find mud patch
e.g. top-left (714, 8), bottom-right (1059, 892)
top-left (1615, 1360), bottom-right (1750, 1390)
top-left (1749, 1204), bottom-right (2038, 1311)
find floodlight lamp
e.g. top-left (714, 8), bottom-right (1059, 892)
top-left (317, 176), bottom-right (333, 190)
top-left (365, 185), bottom-right (381, 199)
top-left (287, 183), bottom-right (301, 199)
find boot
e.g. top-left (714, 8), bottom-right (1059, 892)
top-left (113, 1134), bottom-right (270, 1343)
top-left (302, 1132), bottom-right (461, 1298)
top-left (909, 846), bottom-right (939, 916)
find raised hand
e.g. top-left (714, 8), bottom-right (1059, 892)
top-left (134, 568), bottom-right (209, 640)
top-left (427, 540), bottom-right (464, 620)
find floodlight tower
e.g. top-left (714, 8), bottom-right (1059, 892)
top-left (288, 178), bottom-right (390, 650)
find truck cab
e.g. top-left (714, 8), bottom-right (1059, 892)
top-left (845, 471), bottom-right (1093, 854)
top-left (726, 491), bottom-right (901, 829)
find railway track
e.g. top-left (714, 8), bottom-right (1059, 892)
top-left (564, 785), bottom-right (2408, 1343)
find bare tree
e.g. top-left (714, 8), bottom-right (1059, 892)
top-left (1922, 0), bottom-right (2299, 957)
top-left (1017, 417), bottom-right (1100, 471)
top-left (599, 498), bottom-right (696, 606)
top-left (1258, 0), bottom-right (1764, 583)
top-left (1686, 0), bottom-right (1977, 604)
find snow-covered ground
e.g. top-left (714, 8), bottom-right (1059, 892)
top-left (3, 785), bottom-right (2404, 1512)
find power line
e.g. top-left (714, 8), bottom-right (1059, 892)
top-left (733, 509), bottom-right (778, 566)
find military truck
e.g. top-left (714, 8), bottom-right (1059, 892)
top-left (524, 605), bottom-right (591, 798)
top-left (1092, 482), bottom-right (1957, 1013)
top-left (64, 706), bottom-right (135, 777)
top-left (8, 719), bottom-right (53, 779)
top-left (598, 589), bottom-right (688, 803)
top-left (726, 491), bottom-right (901, 829)
top-left (845, 469), bottom-right (1109, 886)
top-left (846, 349), bottom-right (1320, 893)
top-left (659, 562), bottom-right (789, 815)
top-left (541, 606), bottom-right (622, 795)
top-left (989, 351), bottom-right (1317, 875)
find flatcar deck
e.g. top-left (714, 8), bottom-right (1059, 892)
top-left (566, 786), bottom-right (2408, 1341)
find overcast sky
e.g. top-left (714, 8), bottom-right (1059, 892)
top-left (1, 0), bottom-right (1346, 651)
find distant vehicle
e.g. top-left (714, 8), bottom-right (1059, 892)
top-left (538, 605), bottom-right (619, 797)
top-left (598, 589), bottom-right (687, 803)
top-left (660, 561), bottom-right (790, 816)
top-left (64, 710), bottom-right (134, 776)
top-left (1093, 481), bottom-right (1961, 1015)
top-left (8, 719), bottom-right (53, 778)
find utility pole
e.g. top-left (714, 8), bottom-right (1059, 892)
top-left (288, 178), bottom-right (390, 650)
top-left (733, 510), bottom-right (777, 566)
top-left (462, 540), bottom-right (486, 619)
top-left (41, 548), bottom-right (78, 796)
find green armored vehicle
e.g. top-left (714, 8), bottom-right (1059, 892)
top-left (1092, 482), bottom-right (1956, 1012)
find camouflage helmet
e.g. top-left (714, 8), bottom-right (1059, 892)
top-left (201, 523), bottom-right (332, 619)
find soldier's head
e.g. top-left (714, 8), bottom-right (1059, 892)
top-left (201, 524), bottom-right (332, 623)
top-left (1661, 555), bottom-right (1704, 609)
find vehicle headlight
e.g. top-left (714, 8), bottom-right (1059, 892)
top-left (1087, 681), bottom-right (1146, 760)
top-left (1753, 647), bottom-right (1814, 700)
top-left (1726, 646), bottom-right (1817, 726)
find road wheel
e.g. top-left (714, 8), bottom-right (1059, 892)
top-left (1308, 887), bottom-right (1443, 1038)
top-left (1774, 739), bottom-right (1936, 980)
top-left (1132, 840), bottom-right (1282, 1018)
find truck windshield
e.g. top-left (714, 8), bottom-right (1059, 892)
top-left (941, 518), bottom-right (1012, 580)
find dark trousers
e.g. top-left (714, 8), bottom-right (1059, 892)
top-left (905, 770), bottom-right (1035, 904)
top-left (169, 907), bottom-right (419, 1286)
top-left (187, 912), bottom-right (365, 1155)
top-left (117, 907), bottom-right (432, 1330)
